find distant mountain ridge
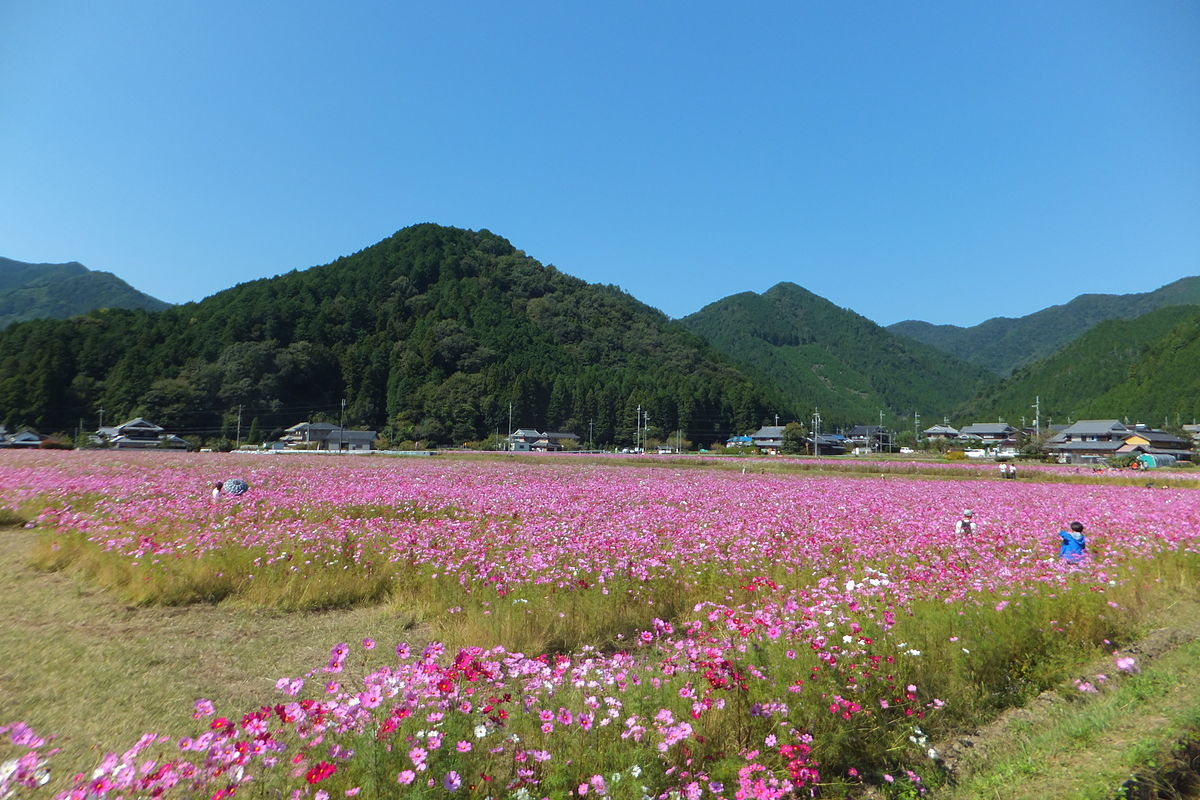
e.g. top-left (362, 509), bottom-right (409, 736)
top-left (2, 232), bottom-right (1197, 441)
top-left (0, 225), bottom-right (779, 444)
top-left (0, 257), bottom-right (170, 329)
top-left (680, 282), bottom-right (993, 426)
top-left (954, 305), bottom-right (1200, 425)
top-left (888, 277), bottom-right (1200, 375)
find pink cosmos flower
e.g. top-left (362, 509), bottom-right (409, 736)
top-left (1115, 656), bottom-right (1139, 673)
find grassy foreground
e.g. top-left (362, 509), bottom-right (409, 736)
top-left (934, 601), bottom-right (1200, 799)
top-left (4, 454), bottom-right (1200, 799)
top-left (5, 530), bottom-right (1200, 797)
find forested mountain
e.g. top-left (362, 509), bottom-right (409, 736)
top-left (954, 305), bottom-right (1200, 425)
top-left (888, 277), bottom-right (1200, 375)
top-left (679, 283), bottom-right (993, 427)
top-left (0, 225), bottom-right (781, 446)
top-left (0, 257), bottom-right (169, 329)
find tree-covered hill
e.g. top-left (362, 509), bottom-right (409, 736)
top-left (679, 282), bottom-right (993, 428)
top-left (1074, 308), bottom-right (1200, 424)
top-left (954, 305), bottom-right (1200, 425)
top-left (0, 257), bottom-right (170, 329)
top-left (889, 276), bottom-right (1200, 375)
top-left (0, 225), bottom-right (781, 446)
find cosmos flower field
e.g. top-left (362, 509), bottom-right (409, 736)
top-left (2, 451), bottom-right (1198, 799)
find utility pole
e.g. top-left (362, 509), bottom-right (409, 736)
top-left (236, 404), bottom-right (243, 450)
top-left (1031, 396), bottom-right (1040, 440)
top-left (913, 412), bottom-right (920, 448)
top-left (339, 398), bottom-right (346, 452)
top-left (636, 404), bottom-right (641, 453)
top-left (644, 412), bottom-right (650, 451)
top-left (811, 408), bottom-right (821, 458)
top-left (878, 409), bottom-right (884, 452)
top-left (508, 402), bottom-right (513, 438)
top-left (589, 418), bottom-right (594, 452)
top-left (98, 407), bottom-right (105, 430)
top-left (774, 413), bottom-right (779, 426)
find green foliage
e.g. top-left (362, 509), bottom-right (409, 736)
top-left (781, 421), bottom-right (808, 454)
top-left (680, 283), bottom-right (992, 428)
top-left (890, 276), bottom-right (1200, 376)
top-left (0, 257), bottom-right (169, 330)
top-left (959, 306), bottom-right (1200, 425)
top-left (0, 225), bottom-right (776, 445)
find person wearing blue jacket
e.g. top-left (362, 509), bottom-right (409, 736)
top-left (1059, 521), bottom-right (1086, 562)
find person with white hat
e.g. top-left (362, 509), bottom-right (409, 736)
top-left (955, 509), bottom-right (976, 536)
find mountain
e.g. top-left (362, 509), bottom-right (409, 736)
top-left (679, 282), bottom-right (993, 427)
top-left (0, 225), bottom-right (780, 445)
top-left (1074, 308), bottom-right (1200, 423)
top-left (954, 305), bottom-right (1200, 426)
top-left (0, 257), bottom-right (170, 329)
top-left (888, 277), bottom-right (1200, 375)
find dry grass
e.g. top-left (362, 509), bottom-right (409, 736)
top-left (0, 529), bottom-right (424, 774)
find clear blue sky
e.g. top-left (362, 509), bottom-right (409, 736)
top-left (2, 1), bottom-right (1197, 327)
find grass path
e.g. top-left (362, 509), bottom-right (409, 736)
top-left (0, 528), bottom-right (423, 775)
top-left (929, 599), bottom-right (1200, 799)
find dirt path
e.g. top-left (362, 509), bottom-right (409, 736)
top-left (0, 528), bottom-right (423, 772)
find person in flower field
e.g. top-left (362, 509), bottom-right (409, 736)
top-left (212, 478), bottom-right (250, 499)
top-left (1058, 520), bottom-right (1086, 562)
top-left (954, 509), bottom-right (976, 536)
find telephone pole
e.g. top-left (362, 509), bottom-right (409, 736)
top-left (236, 404), bottom-right (243, 450)
top-left (811, 408), bottom-right (821, 458)
top-left (339, 398), bottom-right (346, 451)
top-left (636, 404), bottom-right (642, 453)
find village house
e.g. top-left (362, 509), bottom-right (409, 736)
top-left (1045, 419), bottom-right (1129, 462)
top-left (506, 429), bottom-right (580, 452)
top-left (811, 433), bottom-right (847, 455)
top-left (958, 422), bottom-right (1020, 444)
top-left (1116, 425), bottom-right (1192, 460)
top-left (0, 427), bottom-right (45, 448)
top-left (1045, 420), bottom-right (1191, 464)
top-left (846, 425), bottom-right (890, 451)
top-left (281, 421), bottom-right (376, 451)
top-left (95, 417), bottom-right (188, 449)
top-left (922, 424), bottom-right (960, 441)
top-left (1183, 423), bottom-right (1200, 449)
top-left (750, 425), bottom-right (786, 455)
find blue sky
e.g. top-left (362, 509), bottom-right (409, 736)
top-left (1, 1), bottom-right (1197, 327)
